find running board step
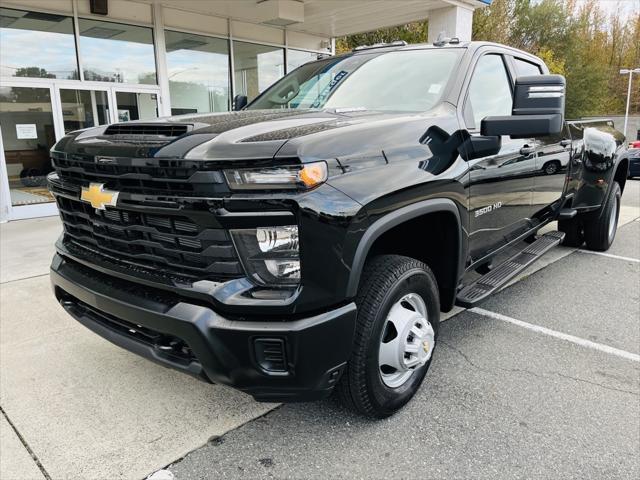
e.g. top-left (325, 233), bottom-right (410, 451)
top-left (456, 231), bottom-right (565, 308)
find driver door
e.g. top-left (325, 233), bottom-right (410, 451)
top-left (463, 53), bottom-right (538, 260)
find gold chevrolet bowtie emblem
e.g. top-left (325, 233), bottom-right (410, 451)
top-left (80, 183), bottom-right (119, 210)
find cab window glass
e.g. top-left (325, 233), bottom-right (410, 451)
top-left (514, 58), bottom-right (542, 77)
top-left (464, 54), bottom-right (512, 129)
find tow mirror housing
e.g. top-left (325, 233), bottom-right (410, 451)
top-left (481, 74), bottom-right (565, 138)
top-left (458, 135), bottom-right (502, 161)
top-left (233, 94), bottom-right (248, 111)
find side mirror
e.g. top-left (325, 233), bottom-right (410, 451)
top-left (458, 135), bottom-right (502, 161)
top-left (481, 74), bottom-right (565, 138)
top-left (233, 94), bottom-right (248, 111)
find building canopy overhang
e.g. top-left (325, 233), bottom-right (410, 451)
top-left (142, 0), bottom-right (491, 38)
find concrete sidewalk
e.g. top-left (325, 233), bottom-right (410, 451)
top-left (0, 217), bottom-right (277, 479)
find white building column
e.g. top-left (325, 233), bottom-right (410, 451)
top-left (427, 5), bottom-right (474, 43)
top-left (152, 3), bottom-right (172, 117)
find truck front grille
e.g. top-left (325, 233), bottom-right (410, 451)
top-left (51, 153), bottom-right (226, 196)
top-left (55, 195), bottom-right (243, 282)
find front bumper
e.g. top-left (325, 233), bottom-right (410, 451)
top-left (51, 253), bottom-right (356, 402)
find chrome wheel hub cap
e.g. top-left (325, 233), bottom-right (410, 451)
top-left (378, 293), bottom-right (435, 388)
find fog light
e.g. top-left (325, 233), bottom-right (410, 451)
top-left (256, 226), bottom-right (299, 252)
top-left (231, 226), bottom-right (300, 286)
top-left (264, 259), bottom-right (300, 280)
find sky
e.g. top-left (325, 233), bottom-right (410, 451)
top-left (541, 0), bottom-right (640, 17)
top-left (591, 0), bottom-right (640, 17)
top-left (530, 0), bottom-right (639, 17)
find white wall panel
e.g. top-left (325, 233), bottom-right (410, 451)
top-left (231, 20), bottom-right (284, 45)
top-left (162, 7), bottom-right (228, 36)
top-left (1, 0), bottom-right (73, 13)
top-left (286, 30), bottom-right (329, 52)
top-left (77, 0), bottom-right (152, 24)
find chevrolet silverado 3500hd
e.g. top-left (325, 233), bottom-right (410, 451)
top-left (48, 40), bottom-right (629, 417)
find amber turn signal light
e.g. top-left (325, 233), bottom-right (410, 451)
top-left (299, 162), bottom-right (328, 188)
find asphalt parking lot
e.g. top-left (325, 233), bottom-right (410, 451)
top-left (1, 180), bottom-right (638, 480)
top-left (171, 180), bottom-right (640, 480)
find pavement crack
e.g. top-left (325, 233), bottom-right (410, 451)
top-left (0, 405), bottom-right (52, 480)
top-left (548, 371), bottom-right (639, 396)
top-left (0, 272), bottom-right (50, 285)
top-left (439, 341), bottom-right (491, 374)
top-left (440, 341), bottom-right (639, 396)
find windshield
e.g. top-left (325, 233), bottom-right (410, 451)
top-left (247, 48), bottom-right (463, 112)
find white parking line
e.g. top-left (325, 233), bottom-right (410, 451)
top-left (470, 307), bottom-right (640, 363)
top-left (576, 249), bottom-right (640, 263)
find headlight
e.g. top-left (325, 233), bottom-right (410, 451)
top-left (224, 162), bottom-right (327, 191)
top-left (231, 226), bottom-right (300, 286)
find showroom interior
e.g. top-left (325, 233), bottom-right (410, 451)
top-left (0, 0), bottom-right (490, 222)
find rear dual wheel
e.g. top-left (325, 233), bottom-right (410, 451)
top-left (583, 181), bottom-right (621, 251)
top-left (558, 181), bottom-right (621, 251)
top-left (336, 255), bottom-right (439, 418)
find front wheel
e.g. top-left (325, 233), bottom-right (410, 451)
top-left (336, 255), bottom-right (440, 418)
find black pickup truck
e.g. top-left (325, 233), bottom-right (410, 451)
top-left (48, 40), bottom-right (629, 418)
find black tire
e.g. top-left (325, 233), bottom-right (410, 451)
top-left (558, 217), bottom-right (584, 247)
top-left (543, 160), bottom-right (560, 175)
top-left (20, 168), bottom-right (44, 187)
top-left (583, 181), bottom-right (621, 251)
top-left (336, 255), bottom-right (440, 418)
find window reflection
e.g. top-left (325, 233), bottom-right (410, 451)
top-left (0, 8), bottom-right (78, 79)
top-left (233, 41), bottom-right (284, 101)
top-left (465, 55), bottom-right (512, 129)
top-left (115, 92), bottom-right (158, 121)
top-left (59, 89), bottom-right (110, 133)
top-left (165, 31), bottom-right (230, 114)
top-left (287, 49), bottom-right (318, 72)
top-left (0, 86), bottom-right (56, 205)
top-left (79, 18), bottom-right (156, 84)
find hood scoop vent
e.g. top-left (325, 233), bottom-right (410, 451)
top-left (104, 124), bottom-right (190, 138)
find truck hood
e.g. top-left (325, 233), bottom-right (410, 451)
top-left (54, 106), bottom-right (457, 166)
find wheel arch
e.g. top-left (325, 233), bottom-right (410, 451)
top-left (614, 157), bottom-right (629, 193)
top-left (346, 198), bottom-right (464, 312)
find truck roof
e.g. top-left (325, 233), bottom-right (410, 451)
top-left (346, 40), bottom-right (544, 70)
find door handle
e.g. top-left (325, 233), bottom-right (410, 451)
top-left (520, 145), bottom-right (535, 156)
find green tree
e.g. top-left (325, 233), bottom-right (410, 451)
top-left (14, 67), bottom-right (55, 79)
top-left (335, 0), bottom-right (640, 119)
top-left (336, 21), bottom-right (428, 54)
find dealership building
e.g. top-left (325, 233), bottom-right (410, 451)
top-left (0, 0), bottom-right (491, 222)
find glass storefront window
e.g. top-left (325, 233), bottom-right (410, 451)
top-left (0, 8), bottom-right (78, 80)
top-left (79, 18), bottom-right (156, 85)
top-left (115, 92), bottom-right (158, 121)
top-left (233, 41), bottom-right (284, 101)
top-left (0, 86), bottom-right (56, 206)
top-left (59, 89), bottom-right (110, 133)
top-left (287, 49), bottom-right (318, 72)
top-left (165, 30), bottom-right (230, 114)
